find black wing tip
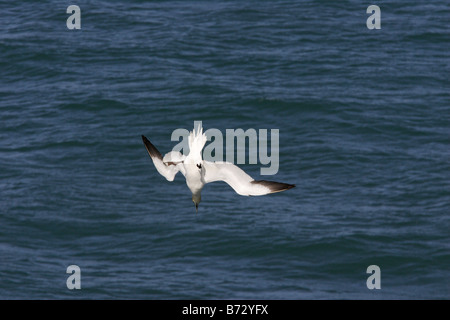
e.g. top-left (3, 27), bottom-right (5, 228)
top-left (285, 183), bottom-right (296, 190)
top-left (141, 134), bottom-right (163, 160)
top-left (278, 183), bottom-right (296, 192)
top-left (252, 180), bottom-right (296, 193)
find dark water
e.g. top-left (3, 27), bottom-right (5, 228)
top-left (1, 1), bottom-right (449, 299)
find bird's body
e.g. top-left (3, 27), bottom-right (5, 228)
top-left (142, 124), bottom-right (295, 211)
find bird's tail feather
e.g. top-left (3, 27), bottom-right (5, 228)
top-left (188, 122), bottom-right (207, 155)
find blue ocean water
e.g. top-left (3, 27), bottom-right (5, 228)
top-left (0, 1), bottom-right (449, 299)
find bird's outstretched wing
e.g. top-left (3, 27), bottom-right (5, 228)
top-left (202, 161), bottom-right (295, 196)
top-left (142, 135), bottom-right (185, 181)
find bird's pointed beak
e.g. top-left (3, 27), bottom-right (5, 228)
top-left (195, 203), bottom-right (198, 213)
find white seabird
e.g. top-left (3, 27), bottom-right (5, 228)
top-left (142, 124), bottom-right (295, 212)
